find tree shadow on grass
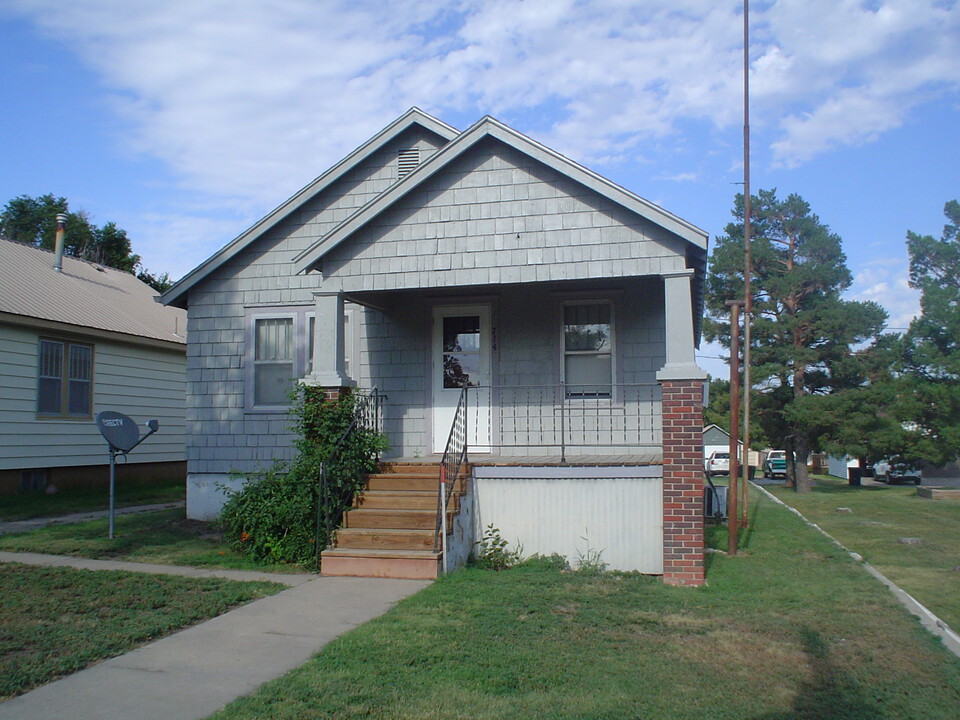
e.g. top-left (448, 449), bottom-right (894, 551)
top-left (753, 628), bottom-right (880, 720)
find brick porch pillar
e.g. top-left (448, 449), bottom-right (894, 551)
top-left (657, 270), bottom-right (707, 587)
top-left (660, 379), bottom-right (705, 586)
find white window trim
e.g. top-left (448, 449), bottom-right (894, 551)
top-left (560, 300), bottom-right (617, 402)
top-left (244, 306), bottom-right (310, 413)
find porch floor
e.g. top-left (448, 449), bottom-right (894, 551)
top-left (387, 453), bottom-right (662, 467)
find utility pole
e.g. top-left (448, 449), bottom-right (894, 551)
top-left (726, 300), bottom-right (744, 556)
top-left (740, 0), bottom-right (753, 528)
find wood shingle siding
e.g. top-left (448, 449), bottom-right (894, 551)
top-left (321, 138), bottom-right (685, 293)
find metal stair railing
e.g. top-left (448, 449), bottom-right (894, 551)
top-left (435, 386), bottom-right (469, 574)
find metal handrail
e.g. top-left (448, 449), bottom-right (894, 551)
top-left (315, 388), bottom-right (383, 569)
top-left (435, 386), bottom-right (469, 573)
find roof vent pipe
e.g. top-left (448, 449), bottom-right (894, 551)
top-left (53, 213), bottom-right (67, 272)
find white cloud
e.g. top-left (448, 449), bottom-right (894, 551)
top-left (4, 0), bottom-right (958, 205)
top-left (848, 256), bottom-right (921, 331)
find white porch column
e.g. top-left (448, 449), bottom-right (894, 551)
top-left (304, 291), bottom-right (354, 387)
top-left (656, 269), bottom-right (707, 382)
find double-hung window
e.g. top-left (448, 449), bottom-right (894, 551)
top-left (247, 304), bottom-right (358, 411)
top-left (563, 303), bottom-right (613, 398)
top-left (37, 338), bottom-right (93, 418)
top-left (253, 317), bottom-right (295, 406)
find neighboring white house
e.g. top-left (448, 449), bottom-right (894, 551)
top-left (0, 239), bottom-right (187, 494)
top-left (703, 423), bottom-right (742, 461)
top-left (162, 109), bottom-right (709, 585)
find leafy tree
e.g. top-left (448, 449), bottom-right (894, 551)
top-left (0, 193), bottom-right (170, 293)
top-left (704, 378), bottom-right (731, 430)
top-left (897, 200), bottom-right (960, 467)
top-left (705, 190), bottom-right (887, 492)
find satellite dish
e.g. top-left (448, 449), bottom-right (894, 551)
top-left (96, 411), bottom-right (140, 452)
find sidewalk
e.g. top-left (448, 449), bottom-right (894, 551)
top-left (0, 552), bottom-right (430, 720)
top-left (0, 502), bottom-right (185, 535)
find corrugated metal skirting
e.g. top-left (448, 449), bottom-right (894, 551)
top-left (472, 467), bottom-right (663, 573)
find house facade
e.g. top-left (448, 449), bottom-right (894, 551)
top-left (163, 109), bottom-right (709, 585)
top-left (0, 240), bottom-right (187, 494)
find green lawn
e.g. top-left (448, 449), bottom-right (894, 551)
top-left (0, 563), bottom-right (283, 699)
top-left (207, 487), bottom-right (960, 720)
top-left (0, 508), bottom-right (308, 574)
top-left (766, 474), bottom-right (960, 631)
top-left (1, 476), bottom-right (184, 521)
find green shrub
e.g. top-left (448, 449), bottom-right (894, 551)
top-left (220, 387), bottom-right (387, 566)
top-left (472, 524), bottom-right (523, 570)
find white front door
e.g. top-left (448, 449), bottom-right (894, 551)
top-left (432, 305), bottom-right (492, 454)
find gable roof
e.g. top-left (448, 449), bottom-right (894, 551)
top-left (0, 240), bottom-right (186, 349)
top-left (292, 115), bottom-right (708, 274)
top-left (162, 108), bottom-right (459, 307)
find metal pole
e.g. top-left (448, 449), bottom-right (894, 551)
top-left (560, 382), bottom-right (567, 465)
top-left (725, 301), bottom-right (743, 556)
top-left (108, 450), bottom-right (117, 540)
top-left (741, 0), bottom-right (753, 529)
top-left (440, 465), bottom-right (449, 575)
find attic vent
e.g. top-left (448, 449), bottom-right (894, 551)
top-left (397, 147), bottom-right (420, 179)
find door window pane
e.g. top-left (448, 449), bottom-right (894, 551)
top-left (443, 316), bottom-right (481, 388)
top-left (443, 316), bottom-right (480, 352)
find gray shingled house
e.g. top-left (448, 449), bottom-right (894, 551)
top-left (0, 239), bottom-right (187, 494)
top-left (162, 109), bottom-right (709, 585)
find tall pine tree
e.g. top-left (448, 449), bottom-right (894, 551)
top-left (706, 189), bottom-right (887, 492)
top-left (899, 200), bottom-right (960, 467)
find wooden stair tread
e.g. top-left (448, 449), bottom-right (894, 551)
top-left (322, 548), bottom-right (441, 559)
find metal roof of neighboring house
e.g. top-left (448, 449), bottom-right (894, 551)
top-left (0, 239), bottom-right (186, 349)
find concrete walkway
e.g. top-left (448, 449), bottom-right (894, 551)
top-left (0, 502), bottom-right (185, 535)
top-left (0, 552), bottom-right (430, 720)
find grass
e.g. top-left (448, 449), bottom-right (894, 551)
top-left (766, 474), bottom-right (960, 631)
top-left (0, 563), bottom-right (284, 699)
top-left (0, 476), bottom-right (184, 521)
top-left (208, 488), bottom-right (960, 720)
top-left (0, 508), bottom-right (309, 574)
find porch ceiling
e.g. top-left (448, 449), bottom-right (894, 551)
top-left (343, 275), bottom-right (660, 310)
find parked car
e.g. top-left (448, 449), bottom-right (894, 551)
top-left (706, 451), bottom-right (730, 477)
top-left (763, 450), bottom-right (787, 479)
top-left (873, 461), bottom-right (922, 485)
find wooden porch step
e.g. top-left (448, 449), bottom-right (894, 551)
top-left (376, 463), bottom-right (440, 476)
top-left (334, 527), bottom-right (436, 551)
top-left (320, 548), bottom-right (441, 579)
top-left (343, 508), bottom-right (451, 530)
top-left (365, 473), bottom-right (467, 493)
top-left (355, 490), bottom-right (458, 511)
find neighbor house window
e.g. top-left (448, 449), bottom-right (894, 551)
top-left (37, 338), bottom-right (93, 418)
top-left (563, 303), bottom-right (612, 397)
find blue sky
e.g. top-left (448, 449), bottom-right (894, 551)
top-left (1, 0), bottom-right (957, 376)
